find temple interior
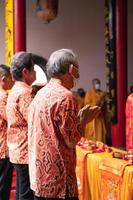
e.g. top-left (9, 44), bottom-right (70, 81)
top-left (0, 1), bottom-right (133, 200)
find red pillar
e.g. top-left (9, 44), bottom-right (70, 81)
top-left (14, 0), bottom-right (26, 52)
top-left (111, 0), bottom-right (127, 147)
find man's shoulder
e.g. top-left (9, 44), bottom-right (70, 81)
top-left (7, 86), bottom-right (32, 104)
top-left (47, 83), bottom-right (73, 97)
top-left (0, 90), bottom-right (7, 104)
top-left (59, 86), bottom-right (75, 100)
top-left (43, 85), bottom-right (74, 104)
top-left (0, 89), bottom-right (7, 98)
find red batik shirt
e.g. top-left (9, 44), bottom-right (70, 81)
top-left (6, 81), bottom-right (34, 164)
top-left (0, 88), bottom-right (8, 158)
top-left (28, 78), bottom-right (82, 198)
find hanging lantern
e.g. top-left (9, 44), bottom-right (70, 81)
top-left (36, 0), bottom-right (58, 23)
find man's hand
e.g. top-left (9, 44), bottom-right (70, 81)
top-left (78, 104), bottom-right (101, 126)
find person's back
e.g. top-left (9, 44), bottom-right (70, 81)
top-left (0, 64), bottom-right (14, 200)
top-left (29, 79), bottom-right (80, 198)
top-left (28, 49), bottom-right (100, 200)
top-left (6, 52), bottom-right (36, 200)
top-left (7, 81), bottom-right (34, 163)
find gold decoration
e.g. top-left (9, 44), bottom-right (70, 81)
top-left (105, 0), bottom-right (117, 123)
top-left (5, 0), bottom-right (14, 65)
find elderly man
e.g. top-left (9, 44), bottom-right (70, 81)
top-left (28, 49), bottom-right (100, 200)
top-left (6, 52), bottom-right (36, 200)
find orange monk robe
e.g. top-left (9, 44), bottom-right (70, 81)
top-left (84, 89), bottom-right (106, 142)
top-left (76, 95), bottom-right (85, 111)
top-left (126, 93), bottom-right (133, 149)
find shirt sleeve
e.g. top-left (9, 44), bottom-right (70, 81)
top-left (19, 92), bottom-right (33, 122)
top-left (55, 95), bottom-right (82, 149)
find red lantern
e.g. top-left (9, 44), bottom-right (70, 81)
top-left (36, 0), bottom-right (58, 23)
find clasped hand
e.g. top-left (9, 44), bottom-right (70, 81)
top-left (78, 104), bottom-right (101, 126)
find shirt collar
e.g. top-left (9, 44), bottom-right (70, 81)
top-left (15, 81), bottom-right (32, 89)
top-left (49, 78), bottom-right (62, 86)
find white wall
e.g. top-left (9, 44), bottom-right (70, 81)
top-left (0, 0), bottom-right (133, 92)
top-left (26, 0), bottom-right (105, 91)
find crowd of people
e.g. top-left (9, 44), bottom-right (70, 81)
top-left (0, 49), bottom-right (101, 200)
top-left (0, 48), bottom-right (132, 200)
top-left (75, 78), bottom-right (110, 145)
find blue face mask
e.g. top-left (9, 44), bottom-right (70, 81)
top-left (95, 83), bottom-right (101, 90)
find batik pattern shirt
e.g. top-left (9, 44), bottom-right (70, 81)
top-left (6, 81), bottom-right (33, 164)
top-left (28, 79), bottom-right (81, 198)
top-left (0, 89), bottom-right (8, 158)
top-left (126, 94), bottom-right (133, 149)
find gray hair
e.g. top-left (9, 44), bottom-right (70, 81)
top-left (10, 51), bottom-right (34, 81)
top-left (46, 49), bottom-right (78, 78)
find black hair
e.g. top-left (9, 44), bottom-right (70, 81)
top-left (77, 88), bottom-right (86, 97)
top-left (130, 85), bottom-right (133, 94)
top-left (0, 64), bottom-right (10, 78)
top-left (10, 51), bottom-right (34, 81)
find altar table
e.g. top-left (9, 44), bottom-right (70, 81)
top-left (76, 145), bottom-right (133, 200)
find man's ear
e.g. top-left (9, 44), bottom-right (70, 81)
top-left (69, 64), bottom-right (79, 79)
top-left (1, 75), bottom-right (6, 82)
top-left (68, 64), bottom-right (74, 74)
top-left (22, 68), bottom-right (28, 77)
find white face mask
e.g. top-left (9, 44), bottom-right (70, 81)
top-left (95, 83), bottom-right (101, 90)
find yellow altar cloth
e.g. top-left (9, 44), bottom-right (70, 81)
top-left (76, 145), bottom-right (133, 200)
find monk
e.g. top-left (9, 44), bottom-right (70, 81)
top-left (28, 49), bottom-right (100, 200)
top-left (84, 78), bottom-right (106, 142)
top-left (6, 52), bottom-right (36, 200)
